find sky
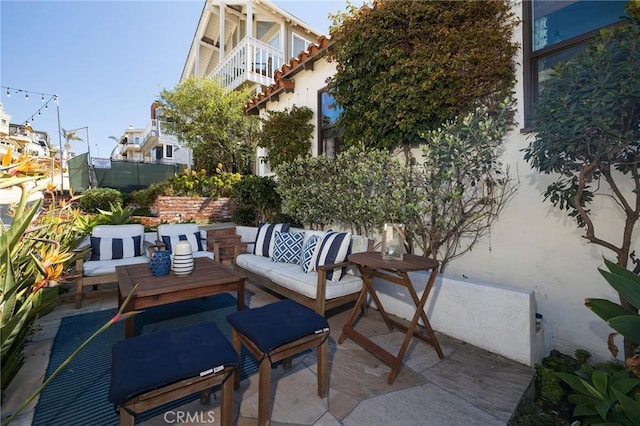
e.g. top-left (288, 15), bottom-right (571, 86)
top-left (0, 0), bottom-right (350, 160)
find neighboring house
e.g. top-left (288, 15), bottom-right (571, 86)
top-left (139, 101), bottom-right (193, 167)
top-left (186, 0), bottom-right (634, 365)
top-left (0, 102), bottom-right (53, 160)
top-left (112, 103), bottom-right (193, 167)
top-left (180, 0), bottom-right (323, 94)
top-left (113, 125), bottom-right (145, 162)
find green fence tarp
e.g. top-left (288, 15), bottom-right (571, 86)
top-left (68, 153), bottom-right (90, 192)
top-left (69, 157), bottom-right (183, 194)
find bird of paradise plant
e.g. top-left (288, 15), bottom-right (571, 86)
top-left (1, 152), bottom-right (84, 389)
top-left (1, 151), bottom-right (141, 424)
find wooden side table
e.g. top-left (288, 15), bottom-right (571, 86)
top-left (338, 252), bottom-right (443, 384)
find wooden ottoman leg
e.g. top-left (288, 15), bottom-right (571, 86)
top-left (221, 370), bottom-right (234, 426)
top-left (231, 328), bottom-right (241, 390)
top-left (317, 339), bottom-right (328, 398)
top-left (75, 278), bottom-right (83, 309)
top-left (258, 356), bottom-right (272, 426)
top-left (119, 407), bottom-right (134, 426)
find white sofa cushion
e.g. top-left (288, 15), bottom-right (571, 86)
top-left (236, 253), bottom-right (278, 275)
top-left (83, 256), bottom-right (149, 277)
top-left (267, 264), bottom-right (364, 300)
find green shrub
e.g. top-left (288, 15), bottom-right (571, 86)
top-left (128, 182), bottom-right (168, 207)
top-left (128, 170), bottom-right (241, 205)
top-left (232, 206), bottom-right (257, 227)
top-left (231, 175), bottom-right (282, 225)
top-left (79, 188), bottom-right (122, 213)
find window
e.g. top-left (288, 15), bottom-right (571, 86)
top-left (133, 136), bottom-right (140, 146)
top-left (317, 89), bottom-right (343, 158)
top-left (524, 0), bottom-right (627, 123)
top-left (292, 33), bottom-right (310, 57)
top-left (166, 144), bottom-right (173, 159)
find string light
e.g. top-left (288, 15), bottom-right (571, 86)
top-left (0, 85), bottom-right (58, 125)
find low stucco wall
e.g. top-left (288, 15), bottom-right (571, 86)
top-left (372, 272), bottom-right (538, 366)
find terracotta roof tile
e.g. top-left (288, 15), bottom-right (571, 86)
top-left (244, 34), bottom-right (335, 114)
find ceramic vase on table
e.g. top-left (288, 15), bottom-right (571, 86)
top-left (172, 240), bottom-right (194, 276)
top-left (150, 247), bottom-right (171, 276)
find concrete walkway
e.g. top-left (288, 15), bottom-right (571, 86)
top-left (2, 282), bottom-right (534, 425)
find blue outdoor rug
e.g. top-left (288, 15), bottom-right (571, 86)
top-left (32, 294), bottom-right (259, 426)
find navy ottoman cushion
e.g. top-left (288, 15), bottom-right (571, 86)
top-left (109, 322), bottom-right (238, 406)
top-left (226, 300), bottom-right (329, 354)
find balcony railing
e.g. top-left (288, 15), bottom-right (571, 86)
top-left (142, 119), bottom-right (159, 150)
top-left (209, 36), bottom-right (284, 91)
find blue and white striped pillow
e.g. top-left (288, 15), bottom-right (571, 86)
top-left (272, 231), bottom-right (304, 264)
top-left (161, 232), bottom-right (203, 254)
top-left (300, 235), bottom-right (320, 273)
top-left (315, 231), bottom-right (352, 281)
top-left (90, 236), bottom-right (142, 261)
top-left (253, 223), bottom-right (290, 257)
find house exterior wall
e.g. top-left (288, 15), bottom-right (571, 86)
top-left (246, 2), bottom-right (632, 364)
top-left (255, 59), bottom-right (337, 176)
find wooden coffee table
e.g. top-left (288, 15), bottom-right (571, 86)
top-left (116, 256), bottom-right (246, 338)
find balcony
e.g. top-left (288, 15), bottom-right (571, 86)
top-left (209, 36), bottom-right (285, 91)
top-left (141, 119), bottom-right (159, 150)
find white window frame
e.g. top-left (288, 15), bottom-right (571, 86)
top-left (291, 33), bottom-right (311, 57)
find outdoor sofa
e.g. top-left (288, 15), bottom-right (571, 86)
top-left (219, 224), bottom-right (373, 316)
top-left (74, 223), bottom-right (213, 308)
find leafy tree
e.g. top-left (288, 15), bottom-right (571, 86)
top-left (159, 77), bottom-right (257, 174)
top-left (523, 4), bottom-right (640, 357)
top-left (275, 155), bottom-right (341, 229)
top-left (328, 0), bottom-right (518, 151)
top-left (257, 105), bottom-right (314, 169)
top-left (409, 101), bottom-right (518, 270)
top-left (275, 146), bottom-right (411, 233)
top-left (330, 146), bottom-right (412, 236)
top-left (231, 175), bottom-right (282, 225)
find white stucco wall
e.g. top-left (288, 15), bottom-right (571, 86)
top-left (256, 57), bottom-right (337, 174)
top-left (252, 2), bottom-right (636, 365)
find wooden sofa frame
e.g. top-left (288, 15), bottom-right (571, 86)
top-left (217, 238), bottom-right (373, 316)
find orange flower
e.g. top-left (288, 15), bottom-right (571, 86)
top-left (10, 155), bottom-right (43, 176)
top-left (38, 245), bottom-right (71, 269)
top-left (45, 181), bottom-right (57, 192)
top-left (2, 146), bottom-right (12, 166)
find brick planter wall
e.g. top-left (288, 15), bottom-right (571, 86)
top-left (151, 196), bottom-right (236, 223)
top-left (40, 194), bottom-right (234, 225)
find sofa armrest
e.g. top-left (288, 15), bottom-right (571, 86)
top-left (316, 260), bottom-right (353, 271)
top-left (315, 260), bottom-right (356, 314)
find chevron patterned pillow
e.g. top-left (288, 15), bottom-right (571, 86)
top-left (300, 234), bottom-right (320, 273)
top-left (272, 231), bottom-right (304, 264)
